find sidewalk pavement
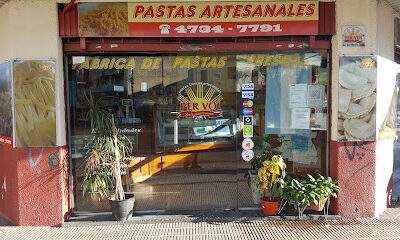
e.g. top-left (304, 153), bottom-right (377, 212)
top-left (1, 206), bottom-right (400, 240)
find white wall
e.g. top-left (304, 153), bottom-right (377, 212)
top-left (374, 0), bottom-right (398, 217)
top-left (0, 2), bottom-right (12, 62)
top-left (331, 0), bottom-right (378, 141)
top-left (375, 139), bottom-right (394, 215)
top-left (0, 0), bottom-right (68, 146)
top-left (377, 0), bottom-right (395, 60)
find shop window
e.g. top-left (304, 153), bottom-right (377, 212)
top-left (236, 50), bottom-right (329, 177)
top-left (67, 50), bottom-right (329, 212)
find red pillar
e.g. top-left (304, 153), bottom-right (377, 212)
top-left (0, 146), bottom-right (69, 226)
top-left (330, 141), bottom-right (376, 217)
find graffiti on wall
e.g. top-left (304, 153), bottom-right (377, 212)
top-left (29, 147), bottom-right (61, 174)
top-left (48, 148), bottom-right (60, 171)
top-left (29, 147), bottom-right (44, 174)
top-left (344, 142), bottom-right (375, 161)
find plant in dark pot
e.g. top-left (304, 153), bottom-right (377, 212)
top-left (254, 155), bottom-right (286, 216)
top-left (83, 94), bottom-right (134, 221)
top-left (246, 134), bottom-right (282, 204)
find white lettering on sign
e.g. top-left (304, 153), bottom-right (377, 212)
top-left (237, 24), bottom-right (282, 33)
top-left (118, 128), bottom-right (142, 133)
top-left (159, 24), bottom-right (283, 35)
top-left (241, 91), bottom-right (254, 99)
top-left (241, 83), bottom-right (255, 91)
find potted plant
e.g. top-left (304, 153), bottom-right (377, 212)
top-left (246, 134), bottom-right (282, 204)
top-left (254, 155), bottom-right (286, 215)
top-left (281, 174), bottom-right (339, 217)
top-left (280, 176), bottom-right (311, 217)
top-left (307, 174), bottom-right (339, 211)
top-left (82, 94), bottom-right (134, 221)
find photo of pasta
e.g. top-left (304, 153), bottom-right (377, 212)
top-left (13, 60), bottom-right (56, 147)
top-left (78, 3), bottom-right (128, 37)
top-left (0, 62), bottom-right (13, 140)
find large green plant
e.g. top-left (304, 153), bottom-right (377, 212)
top-left (308, 174), bottom-right (339, 207)
top-left (281, 174), bottom-right (339, 217)
top-left (82, 94), bottom-right (132, 201)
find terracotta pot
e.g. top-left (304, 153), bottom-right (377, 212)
top-left (260, 197), bottom-right (281, 216)
top-left (309, 198), bottom-right (328, 211)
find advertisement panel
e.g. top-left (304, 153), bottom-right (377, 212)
top-left (337, 56), bottom-right (377, 141)
top-left (0, 62), bottom-right (14, 147)
top-left (13, 60), bottom-right (56, 147)
top-left (78, 1), bottom-right (319, 37)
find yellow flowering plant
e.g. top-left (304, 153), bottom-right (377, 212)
top-left (256, 155), bottom-right (287, 201)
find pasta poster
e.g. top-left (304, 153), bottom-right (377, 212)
top-left (13, 60), bottom-right (56, 147)
top-left (78, 3), bottom-right (128, 37)
top-left (0, 61), bottom-right (14, 147)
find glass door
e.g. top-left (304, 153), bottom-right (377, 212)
top-left (153, 55), bottom-right (240, 210)
top-left (127, 54), bottom-right (241, 210)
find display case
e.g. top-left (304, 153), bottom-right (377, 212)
top-left (155, 108), bottom-right (238, 151)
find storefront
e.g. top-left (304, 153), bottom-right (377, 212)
top-left (61, 1), bottom-right (333, 212)
top-left (2, 0), bottom-right (400, 226)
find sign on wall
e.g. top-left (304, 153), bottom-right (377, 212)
top-left (0, 61), bottom-right (14, 147)
top-left (78, 1), bottom-right (319, 37)
top-left (13, 60), bottom-right (57, 147)
top-left (337, 56), bottom-right (376, 141)
top-left (342, 26), bottom-right (365, 47)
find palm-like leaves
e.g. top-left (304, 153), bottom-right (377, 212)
top-left (82, 94), bottom-right (132, 201)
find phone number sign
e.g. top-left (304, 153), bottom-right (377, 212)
top-left (128, 1), bottom-right (319, 37)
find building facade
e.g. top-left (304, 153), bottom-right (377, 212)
top-left (0, 0), bottom-right (399, 226)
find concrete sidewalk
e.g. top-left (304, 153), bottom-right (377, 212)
top-left (1, 207), bottom-right (400, 240)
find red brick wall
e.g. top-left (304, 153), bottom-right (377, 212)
top-left (0, 145), bottom-right (69, 226)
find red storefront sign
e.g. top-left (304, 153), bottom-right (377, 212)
top-left (128, 2), bottom-right (319, 37)
top-left (78, 1), bottom-right (319, 37)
